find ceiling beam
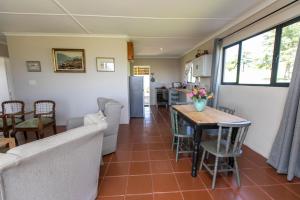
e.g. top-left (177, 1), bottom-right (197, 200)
top-left (51, 0), bottom-right (91, 34)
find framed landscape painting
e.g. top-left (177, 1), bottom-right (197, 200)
top-left (52, 48), bottom-right (85, 72)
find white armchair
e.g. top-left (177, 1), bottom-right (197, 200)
top-left (66, 97), bottom-right (123, 155)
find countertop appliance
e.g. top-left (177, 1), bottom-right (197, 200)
top-left (129, 76), bottom-right (144, 118)
top-left (172, 82), bottom-right (182, 88)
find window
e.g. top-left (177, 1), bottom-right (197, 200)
top-left (222, 16), bottom-right (300, 86)
top-left (186, 62), bottom-right (195, 83)
top-left (276, 21), bottom-right (300, 83)
top-left (133, 66), bottom-right (150, 75)
top-left (223, 44), bottom-right (239, 83)
top-left (239, 29), bottom-right (275, 84)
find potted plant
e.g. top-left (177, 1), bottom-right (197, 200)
top-left (188, 88), bottom-right (213, 112)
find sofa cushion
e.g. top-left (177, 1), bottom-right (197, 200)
top-left (84, 111), bottom-right (106, 126)
top-left (15, 117), bottom-right (53, 128)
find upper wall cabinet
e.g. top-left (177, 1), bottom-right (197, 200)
top-left (192, 54), bottom-right (212, 77)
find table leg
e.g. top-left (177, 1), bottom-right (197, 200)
top-left (229, 127), bottom-right (239, 167)
top-left (192, 125), bottom-right (202, 177)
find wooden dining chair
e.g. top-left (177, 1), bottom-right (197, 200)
top-left (11, 100), bottom-right (57, 145)
top-left (170, 106), bottom-right (194, 161)
top-left (199, 121), bottom-right (251, 189)
top-left (0, 101), bottom-right (25, 138)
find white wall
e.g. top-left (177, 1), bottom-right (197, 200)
top-left (131, 58), bottom-right (181, 105)
top-left (7, 36), bottom-right (129, 125)
top-left (218, 85), bottom-right (288, 157)
top-left (0, 57), bottom-right (10, 102)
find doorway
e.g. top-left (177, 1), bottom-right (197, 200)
top-left (133, 66), bottom-right (150, 106)
top-left (0, 57), bottom-right (11, 102)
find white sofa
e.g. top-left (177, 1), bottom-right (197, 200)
top-left (66, 97), bottom-right (123, 155)
top-left (0, 122), bottom-right (107, 200)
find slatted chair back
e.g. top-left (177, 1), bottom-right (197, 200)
top-left (170, 107), bottom-right (179, 136)
top-left (217, 106), bottom-right (235, 115)
top-left (216, 121), bottom-right (251, 156)
top-left (1, 101), bottom-right (25, 120)
top-left (34, 100), bottom-right (56, 119)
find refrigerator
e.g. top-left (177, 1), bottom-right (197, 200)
top-left (129, 76), bottom-right (144, 118)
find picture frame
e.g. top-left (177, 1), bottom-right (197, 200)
top-left (96, 57), bottom-right (115, 72)
top-left (52, 48), bottom-right (85, 73)
top-left (26, 61), bottom-right (41, 72)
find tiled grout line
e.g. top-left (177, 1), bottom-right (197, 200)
top-left (147, 149), bottom-right (155, 199)
top-left (99, 154), bottom-right (112, 190)
top-left (282, 184), bottom-right (300, 198)
top-left (172, 166), bottom-right (185, 199)
top-left (240, 170), bottom-right (277, 200)
top-left (124, 159), bottom-right (129, 199)
top-left (196, 170), bottom-right (214, 200)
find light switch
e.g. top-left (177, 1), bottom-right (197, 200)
top-left (29, 80), bottom-right (37, 86)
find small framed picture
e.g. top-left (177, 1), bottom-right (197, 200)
top-left (96, 57), bottom-right (115, 72)
top-left (26, 61), bottom-right (41, 72)
top-left (52, 48), bottom-right (86, 73)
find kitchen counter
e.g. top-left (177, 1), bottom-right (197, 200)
top-left (175, 88), bottom-right (192, 94)
top-left (169, 88), bottom-right (193, 105)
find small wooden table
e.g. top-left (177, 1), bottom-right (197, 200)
top-left (0, 137), bottom-right (16, 150)
top-left (172, 105), bottom-right (246, 177)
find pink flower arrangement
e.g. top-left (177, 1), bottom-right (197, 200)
top-left (188, 88), bottom-right (213, 101)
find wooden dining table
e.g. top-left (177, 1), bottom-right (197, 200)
top-left (172, 105), bottom-right (247, 177)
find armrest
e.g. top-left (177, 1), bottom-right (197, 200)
top-left (7, 111), bottom-right (33, 118)
top-left (66, 117), bottom-right (84, 130)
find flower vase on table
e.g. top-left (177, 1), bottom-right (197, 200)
top-left (188, 88), bottom-right (213, 112)
top-left (194, 99), bottom-right (207, 112)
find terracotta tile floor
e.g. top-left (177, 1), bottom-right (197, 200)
top-left (98, 106), bottom-right (300, 200)
top-left (14, 106), bottom-right (300, 200)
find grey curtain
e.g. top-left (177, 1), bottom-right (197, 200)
top-left (267, 39), bottom-right (300, 181)
top-left (208, 38), bottom-right (223, 107)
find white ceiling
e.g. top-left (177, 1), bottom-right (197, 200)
top-left (0, 0), bottom-right (271, 58)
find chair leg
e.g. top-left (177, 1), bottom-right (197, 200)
top-left (199, 149), bottom-right (206, 171)
top-left (234, 157), bottom-right (241, 187)
top-left (11, 130), bottom-right (19, 146)
top-left (171, 135), bottom-right (175, 150)
top-left (53, 124), bottom-right (57, 134)
top-left (23, 131), bottom-right (28, 140)
top-left (176, 137), bottom-right (180, 162)
top-left (35, 131), bottom-right (40, 139)
top-left (3, 129), bottom-right (9, 138)
top-left (212, 157), bottom-right (219, 189)
top-left (39, 130), bottom-right (44, 139)
top-left (206, 152), bottom-right (210, 160)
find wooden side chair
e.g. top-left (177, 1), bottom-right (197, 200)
top-left (199, 121), bottom-right (251, 189)
top-left (11, 100), bottom-right (57, 145)
top-left (170, 106), bottom-right (194, 162)
top-left (0, 101), bottom-right (25, 138)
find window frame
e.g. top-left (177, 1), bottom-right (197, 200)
top-left (221, 16), bottom-right (300, 87)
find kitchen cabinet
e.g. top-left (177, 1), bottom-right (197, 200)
top-left (192, 54), bottom-right (212, 77)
